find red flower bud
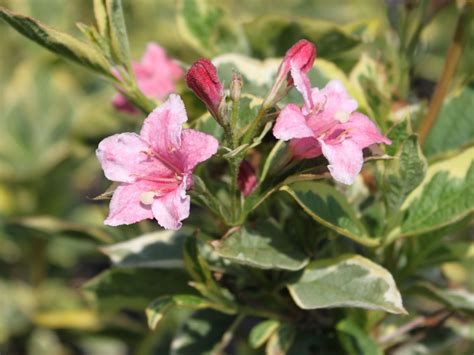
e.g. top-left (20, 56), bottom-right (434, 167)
top-left (283, 39), bottom-right (316, 75)
top-left (265, 40), bottom-right (316, 106)
top-left (185, 59), bottom-right (223, 117)
top-left (237, 160), bottom-right (257, 197)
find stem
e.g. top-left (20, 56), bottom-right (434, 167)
top-left (229, 159), bottom-right (241, 224)
top-left (242, 104), bottom-right (268, 144)
top-left (378, 309), bottom-right (452, 345)
top-left (418, 8), bottom-right (467, 144)
top-left (230, 101), bottom-right (240, 148)
top-left (210, 314), bottom-right (245, 355)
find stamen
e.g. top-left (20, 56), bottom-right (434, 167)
top-left (140, 191), bottom-right (156, 205)
top-left (335, 111), bottom-right (349, 123)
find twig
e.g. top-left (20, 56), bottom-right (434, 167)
top-left (210, 314), bottom-right (245, 355)
top-left (418, 8), bottom-right (468, 144)
top-left (378, 309), bottom-right (452, 345)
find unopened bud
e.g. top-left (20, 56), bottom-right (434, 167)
top-left (265, 40), bottom-right (316, 106)
top-left (185, 59), bottom-right (223, 118)
top-left (230, 72), bottom-right (243, 102)
top-left (283, 39), bottom-right (317, 76)
top-left (237, 160), bottom-right (257, 197)
top-left (218, 96), bottom-right (229, 126)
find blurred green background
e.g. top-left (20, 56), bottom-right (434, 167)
top-left (0, 0), bottom-right (472, 354)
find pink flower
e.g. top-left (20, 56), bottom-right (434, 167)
top-left (112, 43), bottom-right (183, 114)
top-left (97, 94), bottom-right (219, 229)
top-left (273, 64), bottom-right (391, 185)
top-left (185, 59), bottom-right (223, 118)
top-left (237, 160), bottom-right (257, 197)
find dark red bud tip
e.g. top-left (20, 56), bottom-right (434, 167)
top-left (237, 160), bottom-right (257, 197)
top-left (284, 39), bottom-right (316, 74)
top-left (185, 59), bottom-right (223, 116)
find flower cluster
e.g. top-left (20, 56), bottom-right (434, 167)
top-left (98, 39), bottom-right (390, 230)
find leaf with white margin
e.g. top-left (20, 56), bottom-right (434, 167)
top-left (100, 228), bottom-right (190, 268)
top-left (249, 319), bottom-right (280, 349)
top-left (213, 53), bottom-right (281, 96)
top-left (0, 7), bottom-right (110, 76)
top-left (424, 84), bottom-right (474, 158)
top-left (212, 222), bottom-right (309, 271)
top-left (397, 146), bottom-right (474, 238)
top-left (288, 254), bottom-right (406, 314)
top-left (281, 181), bottom-right (379, 247)
top-left (176, 0), bottom-right (248, 57)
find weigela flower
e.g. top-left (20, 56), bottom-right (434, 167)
top-left (273, 64), bottom-right (391, 185)
top-left (112, 43), bottom-right (183, 113)
top-left (185, 59), bottom-right (223, 118)
top-left (97, 94), bottom-right (218, 229)
top-left (237, 160), bottom-right (257, 197)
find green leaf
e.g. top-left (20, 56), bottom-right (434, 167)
top-left (383, 121), bottom-right (427, 214)
top-left (337, 319), bottom-right (383, 355)
top-left (424, 84), bottom-right (474, 158)
top-left (93, 0), bottom-right (108, 37)
top-left (176, 0), bottom-right (248, 57)
top-left (249, 319), bottom-right (280, 349)
top-left (213, 54), bottom-right (281, 98)
top-left (146, 295), bottom-right (215, 330)
top-left (6, 216), bottom-right (114, 244)
top-left (260, 140), bottom-right (288, 184)
top-left (212, 222), bottom-right (309, 271)
top-left (288, 254), bottom-right (406, 314)
top-left (243, 15), bottom-right (360, 60)
top-left (170, 309), bottom-right (235, 355)
top-left (398, 146), bottom-right (474, 237)
top-left (266, 324), bottom-right (296, 355)
top-left (193, 93), bottom-right (261, 141)
top-left (105, 0), bottom-right (131, 67)
top-left (0, 7), bottom-right (110, 75)
top-left (183, 236), bottom-right (213, 284)
top-left (349, 53), bottom-right (391, 127)
top-left (281, 182), bottom-right (379, 247)
top-left (410, 283), bottom-right (474, 314)
top-left (82, 268), bottom-right (191, 311)
top-left (100, 229), bottom-right (190, 268)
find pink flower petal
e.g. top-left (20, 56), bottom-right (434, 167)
top-left (140, 94), bottom-right (188, 154)
top-left (310, 80), bottom-right (358, 130)
top-left (97, 133), bottom-right (154, 183)
top-left (152, 182), bottom-right (190, 230)
top-left (273, 104), bottom-right (314, 141)
top-left (319, 138), bottom-right (363, 185)
top-left (111, 43), bottom-right (183, 112)
top-left (339, 112), bottom-right (392, 148)
top-left (290, 63), bottom-right (313, 112)
top-left (290, 137), bottom-right (322, 159)
top-left (141, 43), bottom-right (183, 79)
top-left (104, 181), bottom-right (155, 226)
top-left (178, 129), bottom-right (219, 172)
